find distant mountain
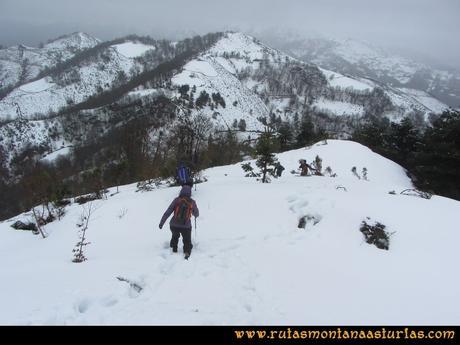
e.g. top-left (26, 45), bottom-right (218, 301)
top-left (0, 31), bottom-right (450, 190)
top-left (0, 32), bottom-right (100, 93)
top-left (0, 31), bottom-right (449, 124)
top-left (260, 33), bottom-right (460, 108)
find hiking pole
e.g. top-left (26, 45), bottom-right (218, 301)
top-left (193, 216), bottom-right (197, 245)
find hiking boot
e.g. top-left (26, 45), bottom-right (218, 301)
top-left (184, 252), bottom-right (191, 260)
top-left (172, 247), bottom-right (178, 253)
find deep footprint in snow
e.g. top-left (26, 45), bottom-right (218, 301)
top-left (76, 299), bottom-right (91, 314)
top-left (244, 304), bottom-right (253, 313)
top-left (116, 276), bottom-right (144, 294)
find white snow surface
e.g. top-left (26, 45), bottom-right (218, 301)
top-left (40, 146), bottom-right (72, 163)
top-left (321, 68), bottom-right (374, 91)
top-left (313, 98), bottom-right (364, 116)
top-left (19, 77), bottom-right (55, 93)
top-left (1, 140), bottom-right (459, 325)
top-left (396, 88), bottom-right (450, 115)
top-left (112, 42), bottom-right (155, 58)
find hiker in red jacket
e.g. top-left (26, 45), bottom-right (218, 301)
top-left (159, 185), bottom-right (199, 259)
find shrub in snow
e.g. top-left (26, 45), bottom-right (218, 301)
top-left (360, 219), bottom-right (392, 250)
top-left (53, 199), bottom-right (71, 207)
top-left (324, 166), bottom-right (337, 177)
top-left (136, 179), bottom-right (162, 192)
top-left (75, 192), bottom-right (105, 205)
top-left (311, 155), bottom-right (323, 176)
top-left (362, 167), bottom-right (368, 181)
top-left (52, 199), bottom-right (70, 220)
top-left (72, 203), bottom-right (96, 263)
top-left (298, 215), bottom-right (321, 229)
top-left (11, 221), bottom-right (38, 234)
top-left (400, 189), bottom-right (432, 200)
top-left (193, 172), bottom-right (208, 185)
top-left (388, 190), bottom-right (397, 195)
top-left (351, 166), bottom-right (361, 180)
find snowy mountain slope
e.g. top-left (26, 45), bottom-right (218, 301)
top-left (171, 33), bottom-right (277, 130)
top-left (0, 38), bottom-right (158, 119)
top-left (264, 34), bottom-right (460, 108)
top-left (0, 32), bottom-right (451, 182)
top-left (395, 87), bottom-right (449, 115)
top-left (0, 31), bottom-right (450, 123)
top-left (2, 31), bottom-right (449, 123)
top-left (171, 32), bottom-right (448, 126)
top-left (0, 33), bottom-right (447, 180)
top-left (0, 32), bottom-right (100, 91)
top-left (0, 51), bottom-right (135, 119)
top-left (1, 140), bottom-right (459, 325)
top-left (320, 68), bottom-right (374, 92)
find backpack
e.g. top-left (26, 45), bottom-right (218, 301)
top-left (177, 166), bottom-right (190, 185)
top-left (173, 197), bottom-right (193, 225)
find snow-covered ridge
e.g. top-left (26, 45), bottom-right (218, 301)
top-left (265, 33), bottom-right (460, 108)
top-left (1, 140), bottom-right (458, 324)
top-left (0, 48), bottom-right (137, 119)
top-left (44, 32), bottom-right (101, 50)
top-left (0, 32), bottom-right (101, 91)
top-left (0, 31), bottom-right (450, 122)
top-left (0, 31), bottom-right (451, 174)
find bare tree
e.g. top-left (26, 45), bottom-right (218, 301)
top-left (72, 202), bottom-right (97, 263)
top-left (31, 206), bottom-right (48, 239)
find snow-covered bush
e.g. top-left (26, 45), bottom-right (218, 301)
top-left (11, 220), bottom-right (38, 234)
top-left (136, 179), bottom-right (161, 192)
top-left (75, 193), bottom-right (102, 205)
top-left (351, 166), bottom-right (361, 179)
top-left (298, 214), bottom-right (321, 229)
top-left (324, 166), bottom-right (337, 177)
top-left (360, 219), bottom-right (392, 250)
top-left (311, 155), bottom-right (323, 175)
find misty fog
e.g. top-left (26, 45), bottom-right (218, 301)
top-left (0, 0), bottom-right (459, 69)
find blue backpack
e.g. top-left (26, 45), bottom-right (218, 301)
top-left (177, 166), bottom-right (190, 185)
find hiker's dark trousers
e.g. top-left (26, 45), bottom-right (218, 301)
top-left (170, 226), bottom-right (193, 253)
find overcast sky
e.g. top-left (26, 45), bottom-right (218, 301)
top-left (0, 0), bottom-right (459, 69)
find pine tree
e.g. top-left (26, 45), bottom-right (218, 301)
top-left (278, 121), bottom-right (293, 151)
top-left (296, 114), bottom-right (316, 147)
top-left (255, 128), bottom-right (278, 183)
top-left (386, 117), bottom-right (420, 163)
top-left (412, 110), bottom-right (460, 199)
